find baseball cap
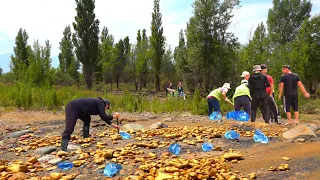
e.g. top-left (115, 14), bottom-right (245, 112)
top-left (260, 64), bottom-right (267, 69)
top-left (241, 80), bottom-right (248, 84)
top-left (240, 71), bottom-right (250, 77)
top-left (283, 65), bottom-right (291, 70)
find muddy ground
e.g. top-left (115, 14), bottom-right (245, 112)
top-left (0, 111), bottom-right (320, 180)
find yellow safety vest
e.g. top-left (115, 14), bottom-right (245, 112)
top-left (233, 84), bottom-right (251, 100)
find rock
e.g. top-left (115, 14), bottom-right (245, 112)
top-left (162, 118), bottom-right (174, 122)
top-left (282, 125), bottom-right (317, 140)
top-left (301, 123), bottom-right (319, 132)
top-left (70, 154), bottom-right (80, 161)
top-left (38, 155), bottom-right (57, 163)
top-left (8, 172), bottom-right (29, 180)
top-left (35, 146), bottom-right (57, 155)
top-left (27, 157), bottom-right (38, 164)
top-left (149, 122), bottom-right (168, 129)
top-left (121, 124), bottom-right (145, 131)
top-left (296, 138), bottom-right (306, 143)
top-left (48, 158), bottom-right (63, 165)
top-left (9, 130), bottom-right (33, 138)
top-left (67, 144), bottom-right (81, 150)
top-left (155, 172), bottom-right (173, 180)
top-left (282, 157), bottom-right (291, 161)
top-left (223, 152), bottom-right (243, 160)
top-left (6, 164), bottom-right (28, 173)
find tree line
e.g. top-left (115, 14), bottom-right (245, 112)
top-left (5, 0), bottom-right (320, 94)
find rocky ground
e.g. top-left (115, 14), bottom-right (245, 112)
top-left (0, 111), bottom-right (319, 180)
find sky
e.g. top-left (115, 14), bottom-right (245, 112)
top-left (0, 0), bottom-right (320, 72)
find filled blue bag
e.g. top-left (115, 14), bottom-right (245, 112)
top-left (226, 111), bottom-right (250, 122)
top-left (103, 163), bottom-right (122, 177)
top-left (169, 143), bottom-right (181, 156)
top-left (224, 130), bottom-right (240, 140)
top-left (209, 111), bottom-right (223, 121)
top-left (119, 132), bottom-right (131, 139)
top-left (57, 162), bottom-right (74, 171)
top-left (202, 142), bottom-right (214, 152)
top-left (253, 129), bottom-right (269, 144)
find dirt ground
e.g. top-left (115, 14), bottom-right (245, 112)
top-left (0, 111), bottom-right (319, 180)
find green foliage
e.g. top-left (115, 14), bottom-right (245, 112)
top-left (73, 0), bottom-right (100, 89)
top-left (150, 0), bottom-right (165, 91)
top-left (0, 67), bottom-right (2, 77)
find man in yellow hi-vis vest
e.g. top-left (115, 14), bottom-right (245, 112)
top-left (207, 83), bottom-right (233, 116)
top-left (233, 80), bottom-right (251, 115)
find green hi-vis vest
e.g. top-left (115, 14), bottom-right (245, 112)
top-left (233, 84), bottom-right (251, 100)
top-left (208, 88), bottom-right (223, 101)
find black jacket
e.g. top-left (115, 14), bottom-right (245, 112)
top-left (248, 73), bottom-right (270, 98)
top-left (68, 98), bottom-right (113, 125)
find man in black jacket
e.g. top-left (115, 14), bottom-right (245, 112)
top-left (248, 65), bottom-right (271, 123)
top-left (61, 97), bottom-right (120, 151)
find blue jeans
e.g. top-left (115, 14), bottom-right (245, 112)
top-left (207, 98), bottom-right (221, 116)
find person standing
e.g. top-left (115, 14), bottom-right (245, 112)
top-left (248, 65), bottom-right (270, 123)
top-left (207, 83), bottom-right (233, 116)
top-left (61, 97), bottom-right (120, 151)
top-left (278, 65), bottom-right (310, 125)
top-left (233, 79), bottom-right (251, 115)
top-left (260, 64), bottom-right (280, 124)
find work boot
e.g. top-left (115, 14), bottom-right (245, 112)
top-left (83, 126), bottom-right (90, 138)
top-left (61, 138), bottom-right (69, 152)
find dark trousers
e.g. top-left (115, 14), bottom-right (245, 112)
top-left (234, 96), bottom-right (251, 115)
top-left (62, 103), bottom-right (91, 140)
top-left (260, 96), bottom-right (278, 122)
top-left (251, 95), bottom-right (269, 123)
top-left (207, 98), bottom-right (221, 116)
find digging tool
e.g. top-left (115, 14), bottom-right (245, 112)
top-left (116, 118), bottom-right (120, 134)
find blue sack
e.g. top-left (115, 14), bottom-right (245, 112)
top-left (209, 111), bottom-right (223, 121)
top-left (224, 130), bottom-right (240, 140)
top-left (57, 162), bottom-right (74, 171)
top-left (103, 163), bottom-right (122, 177)
top-left (169, 143), bottom-right (181, 156)
top-left (253, 129), bottom-right (269, 144)
top-left (202, 142), bottom-right (214, 152)
top-left (226, 111), bottom-right (250, 122)
top-left (119, 132), bottom-right (131, 139)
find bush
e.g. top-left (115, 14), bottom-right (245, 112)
top-left (53, 71), bottom-right (76, 86)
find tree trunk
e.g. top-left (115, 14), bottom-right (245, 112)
top-left (83, 67), bottom-right (93, 89)
top-left (155, 74), bottom-right (160, 92)
top-left (140, 78), bottom-right (143, 91)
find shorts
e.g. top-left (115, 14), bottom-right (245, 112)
top-left (284, 95), bottom-right (298, 112)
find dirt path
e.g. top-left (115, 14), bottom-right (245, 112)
top-left (0, 111), bottom-right (319, 180)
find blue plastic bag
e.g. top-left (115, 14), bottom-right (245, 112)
top-left (169, 143), bottom-right (181, 156)
top-left (202, 142), bottom-right (214, 152)
top-left (57, 162), bottom-right (74, 171)
top-left (253, 129), bottom-right (269, 144)
top-left (209, 112), bottom-right (223, 121)
top-left (224, 130), bottom-right (240, 140)
top-left (103, 163), bottom-right (122, 177)
top-left (226, 111), bottom-right (250, 122)
top-left (119, 132), bottom-right (131, 139)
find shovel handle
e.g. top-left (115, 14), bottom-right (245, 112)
top-left (116, 118), bottom-right (120, 134)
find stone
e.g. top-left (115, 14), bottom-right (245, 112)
top-left (48, 158), bottom-right (63, 165)
top-left (6, 164), bottom-right (28, 173)
top-left (8, 172), bottom-right (29, 180)
top-left (149, 122), bottom-right (169, 129)
top-left (162, 118), bottom-right (174, 122)
top-left (223, 152), bottom-right (243, 160)
top-left (301, 123), bottom-right (319, 132)
top-left (9, 130), bottom-right (33, 138)
top-left (296, 138), bottom-right (306, 143)
top-left (35, 146), bottom-right (57, 155)
top-left (38, 155), bottom-right (57, 163)
top-left (121, 124), bottom-right (145, 131)
top-left (282, 157), bottom-right (291, 161)
top-left (70, 154), bottom-right (80, 161)
top-left (282, 125), bottom-right (317, 140)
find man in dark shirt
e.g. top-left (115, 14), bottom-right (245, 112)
top-left (279, 65), bottom-right (310, 125)
top-left (248, 65), bottom-right (271, 123)
top-left (61, 97), bottom-right (120, 151)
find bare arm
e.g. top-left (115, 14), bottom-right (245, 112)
top-left (222, 92), bottom-right (234, 106)
top-left (270, 82), bottom-right (274, 96)
top-left (278, 82), bottom-right (284, 100)
top-left (297, 81), bottom-right (310, 98)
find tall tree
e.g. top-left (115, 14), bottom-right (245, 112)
top-left (174, 29), bottom-right (188, 77)
top-left (10, 28), bottom-right (30, 81)
top-left (113, 39), bottom-right (125, 89)
top-left (267, 0), bottom-right (312, 46)
top-left (0, 67), bottom-right (2, 77)
top-left (58, 25), bottom-right (79, 81)
top-left (100, 27), bottom-right (114, 89)
top-left (150, 0), bottom-right (165, 91)
top-left (72, 0), bottom-right (100, 89)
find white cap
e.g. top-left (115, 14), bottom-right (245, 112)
top-left (222, 83), bottom-right (231, 89)
top-left (240, 71), bottom-right (250, 77)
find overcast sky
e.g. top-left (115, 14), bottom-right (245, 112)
top-left (0, 0), bottom-right (319, 72)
